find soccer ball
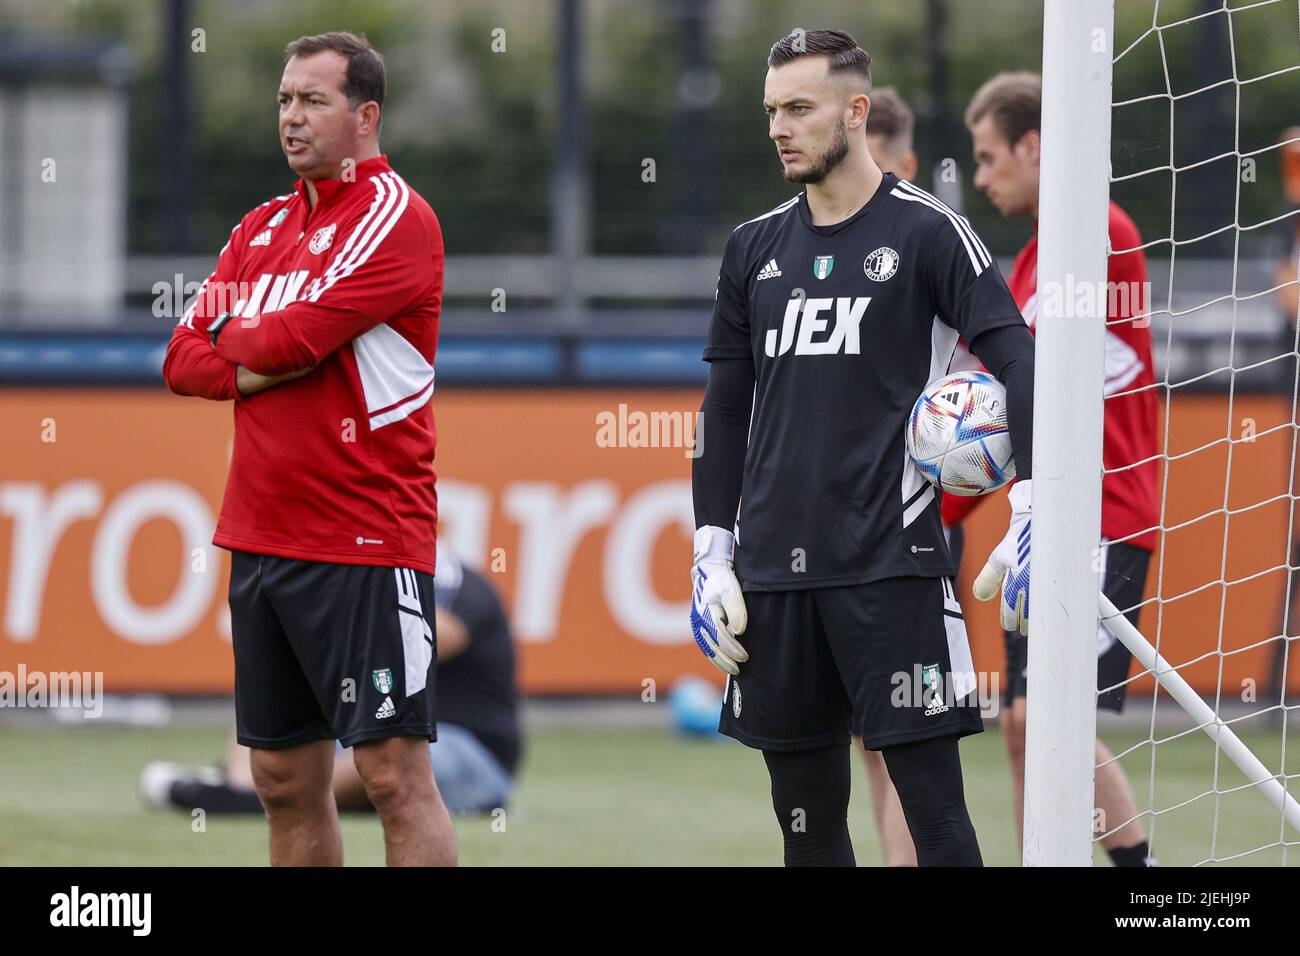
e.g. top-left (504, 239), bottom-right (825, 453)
top-left (905, 370), bottom-right (1015, 496)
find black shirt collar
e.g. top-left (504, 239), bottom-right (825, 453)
top-left (797, 171), bottom-right (896, 236)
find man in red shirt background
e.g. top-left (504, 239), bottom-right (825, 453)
top-left (959, 71), bottom-right (1160, 866)
top-left (164, 31), bottom-right (454, 866)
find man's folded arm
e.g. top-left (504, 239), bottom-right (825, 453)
top-left (163, 283), bottom-right (239, 401)
top-left (214, 206), bottom-right (438, 375)
top-left (215, 298), bottom-right (404, 376)
top-left (163, 222), bottom-right (246, 401)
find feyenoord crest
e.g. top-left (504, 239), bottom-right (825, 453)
top-left (309, 223), bottom-right (336, 255)
top-left (732, 681), bottom-right (742, 718)
top-left (268, 208), bottom-right (289, 228)
top-left (372, 669), bottom-right (394, 694)
top-left (864, 246), bottom-right (899, 282)
top-left (921, 663), bottom-right (941, 692)
top-left (812, 255), bottom-right (835, 280)
top-left (921, 663), bottom-right (949, 716)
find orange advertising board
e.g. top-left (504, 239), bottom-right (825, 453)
top-left (0, 388), bottom-right (1296, 700)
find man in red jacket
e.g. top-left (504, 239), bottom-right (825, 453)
top-left (962, 72), bottom-right (1160, 866)
top-left (163, 31), bottom-right (454, 866)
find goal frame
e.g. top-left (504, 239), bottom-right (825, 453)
top-left (1024, 0), bottom-right (1114, 866)
top-left (1030, 0), bottom-right (1300, 865)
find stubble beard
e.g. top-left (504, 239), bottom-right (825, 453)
top-left (783, 117), bottom-right (850, 185)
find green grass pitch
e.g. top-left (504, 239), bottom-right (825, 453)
top-left (1, 721), bottom-right (1295, 866)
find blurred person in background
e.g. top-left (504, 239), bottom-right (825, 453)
top-left (141, 549), bottom-right (522, 817)
top-left (857, 85), bottom-right (919, 868)
top-left (162, 31), bottom-right (452, 866)
top-left (962, 71), bottom-right (1158, 866)
top-left (863, 86), bottom-right (919, 182)
top-left (1272, 130), bottom-right (1300, 703)
top-left (1275, 130), bottom-right (1300, 325)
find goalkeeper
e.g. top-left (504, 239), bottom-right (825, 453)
top-left (690, 30), bottom-right (1036, 867)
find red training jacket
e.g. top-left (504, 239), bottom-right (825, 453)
top-left (942, 201), bottom-right (1159, 553)
top-left (163, 154), bottom-right (443, 574)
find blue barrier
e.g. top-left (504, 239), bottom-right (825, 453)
top-left (576, 340), bottom-right (707, 383)
top-left (0, 333), bottom-right (708, 386)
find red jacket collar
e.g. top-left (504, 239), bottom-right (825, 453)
top-left (294, 154), bottom-right (392, 209)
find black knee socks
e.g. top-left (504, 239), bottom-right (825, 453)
top-left (762, 745), bottom-right (856, 866)
top-left (881, 735), bottom-right (983, 866)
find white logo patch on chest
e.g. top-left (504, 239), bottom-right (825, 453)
top-left (864, 246), bottom-right (900, 282)
top-left (309, 223), bottom-right (337, 255)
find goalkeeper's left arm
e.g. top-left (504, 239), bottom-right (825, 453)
top-left (968, 323), bottom-right (1036, 633)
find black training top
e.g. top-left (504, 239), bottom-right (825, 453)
top-left (703, 173), bottom-right (1024, 589)
top-left (434, 552), bottom-right (522, 775)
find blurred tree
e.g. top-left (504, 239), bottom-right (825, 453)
top-left (20, 0), bottom-right (1291, 260)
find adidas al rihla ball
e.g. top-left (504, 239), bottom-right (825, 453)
top-left (905, 370), bottom-right (1015, 496)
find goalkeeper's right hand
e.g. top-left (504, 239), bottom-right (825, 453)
top-left (690, 525), bottom-right (749, 676)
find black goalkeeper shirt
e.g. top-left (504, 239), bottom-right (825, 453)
top-left (703, 173), bottom-right (1024, 589)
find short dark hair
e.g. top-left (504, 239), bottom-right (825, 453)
top-left (284, 31), bottom-right (386, 112)
top-left (767, 28), bottom-right (872, 91)
top-left (965, 71), bottom-right (1041, 146)
top-left (864, 86), bottom-right (914, 153)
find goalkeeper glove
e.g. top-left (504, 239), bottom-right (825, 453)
top-left (689, 525), bottom-right (749, 676)
top-left (973, 479), bottom-right (1032, 636)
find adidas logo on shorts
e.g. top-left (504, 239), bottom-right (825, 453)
top-left (375, 696), bottom-right (396, 719)
top-left (756, 259), bottom-right (782, 280)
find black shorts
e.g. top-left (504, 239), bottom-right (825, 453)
top-left (1003, 540), bottom-right (1151, 713)
top-left (719, 576), bottom-right (985, 751)
top-left (230, 551), bottom-right (437, 749)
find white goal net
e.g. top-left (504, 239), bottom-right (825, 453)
top-left (1039, 0), bottom-right (1300, 866)
top-left (1103, 0), bottom-right (1300, 866)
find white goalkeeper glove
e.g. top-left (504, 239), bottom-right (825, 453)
top-left (973, 479), bottom-right (1032, 636)
top-left (690, 526), bottom-right (749, 676)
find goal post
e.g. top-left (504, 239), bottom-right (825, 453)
top-left (1024, 0), bottom-right (1115, 866)
top-left (1032, 0), bottom-right (1300, 866)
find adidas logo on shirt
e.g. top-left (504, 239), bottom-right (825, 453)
top-left (375, 696), bottom-right (396, 719)
top-left (756, 259), bottom-right (782, 280)
top-left (249, 230), bottom-right (272, 247)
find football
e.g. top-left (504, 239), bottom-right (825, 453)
top-left (905, 370), bottom-right (1016, 496)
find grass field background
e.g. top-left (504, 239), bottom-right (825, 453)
top-left (2, 709), bottom-right (1296, 866)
